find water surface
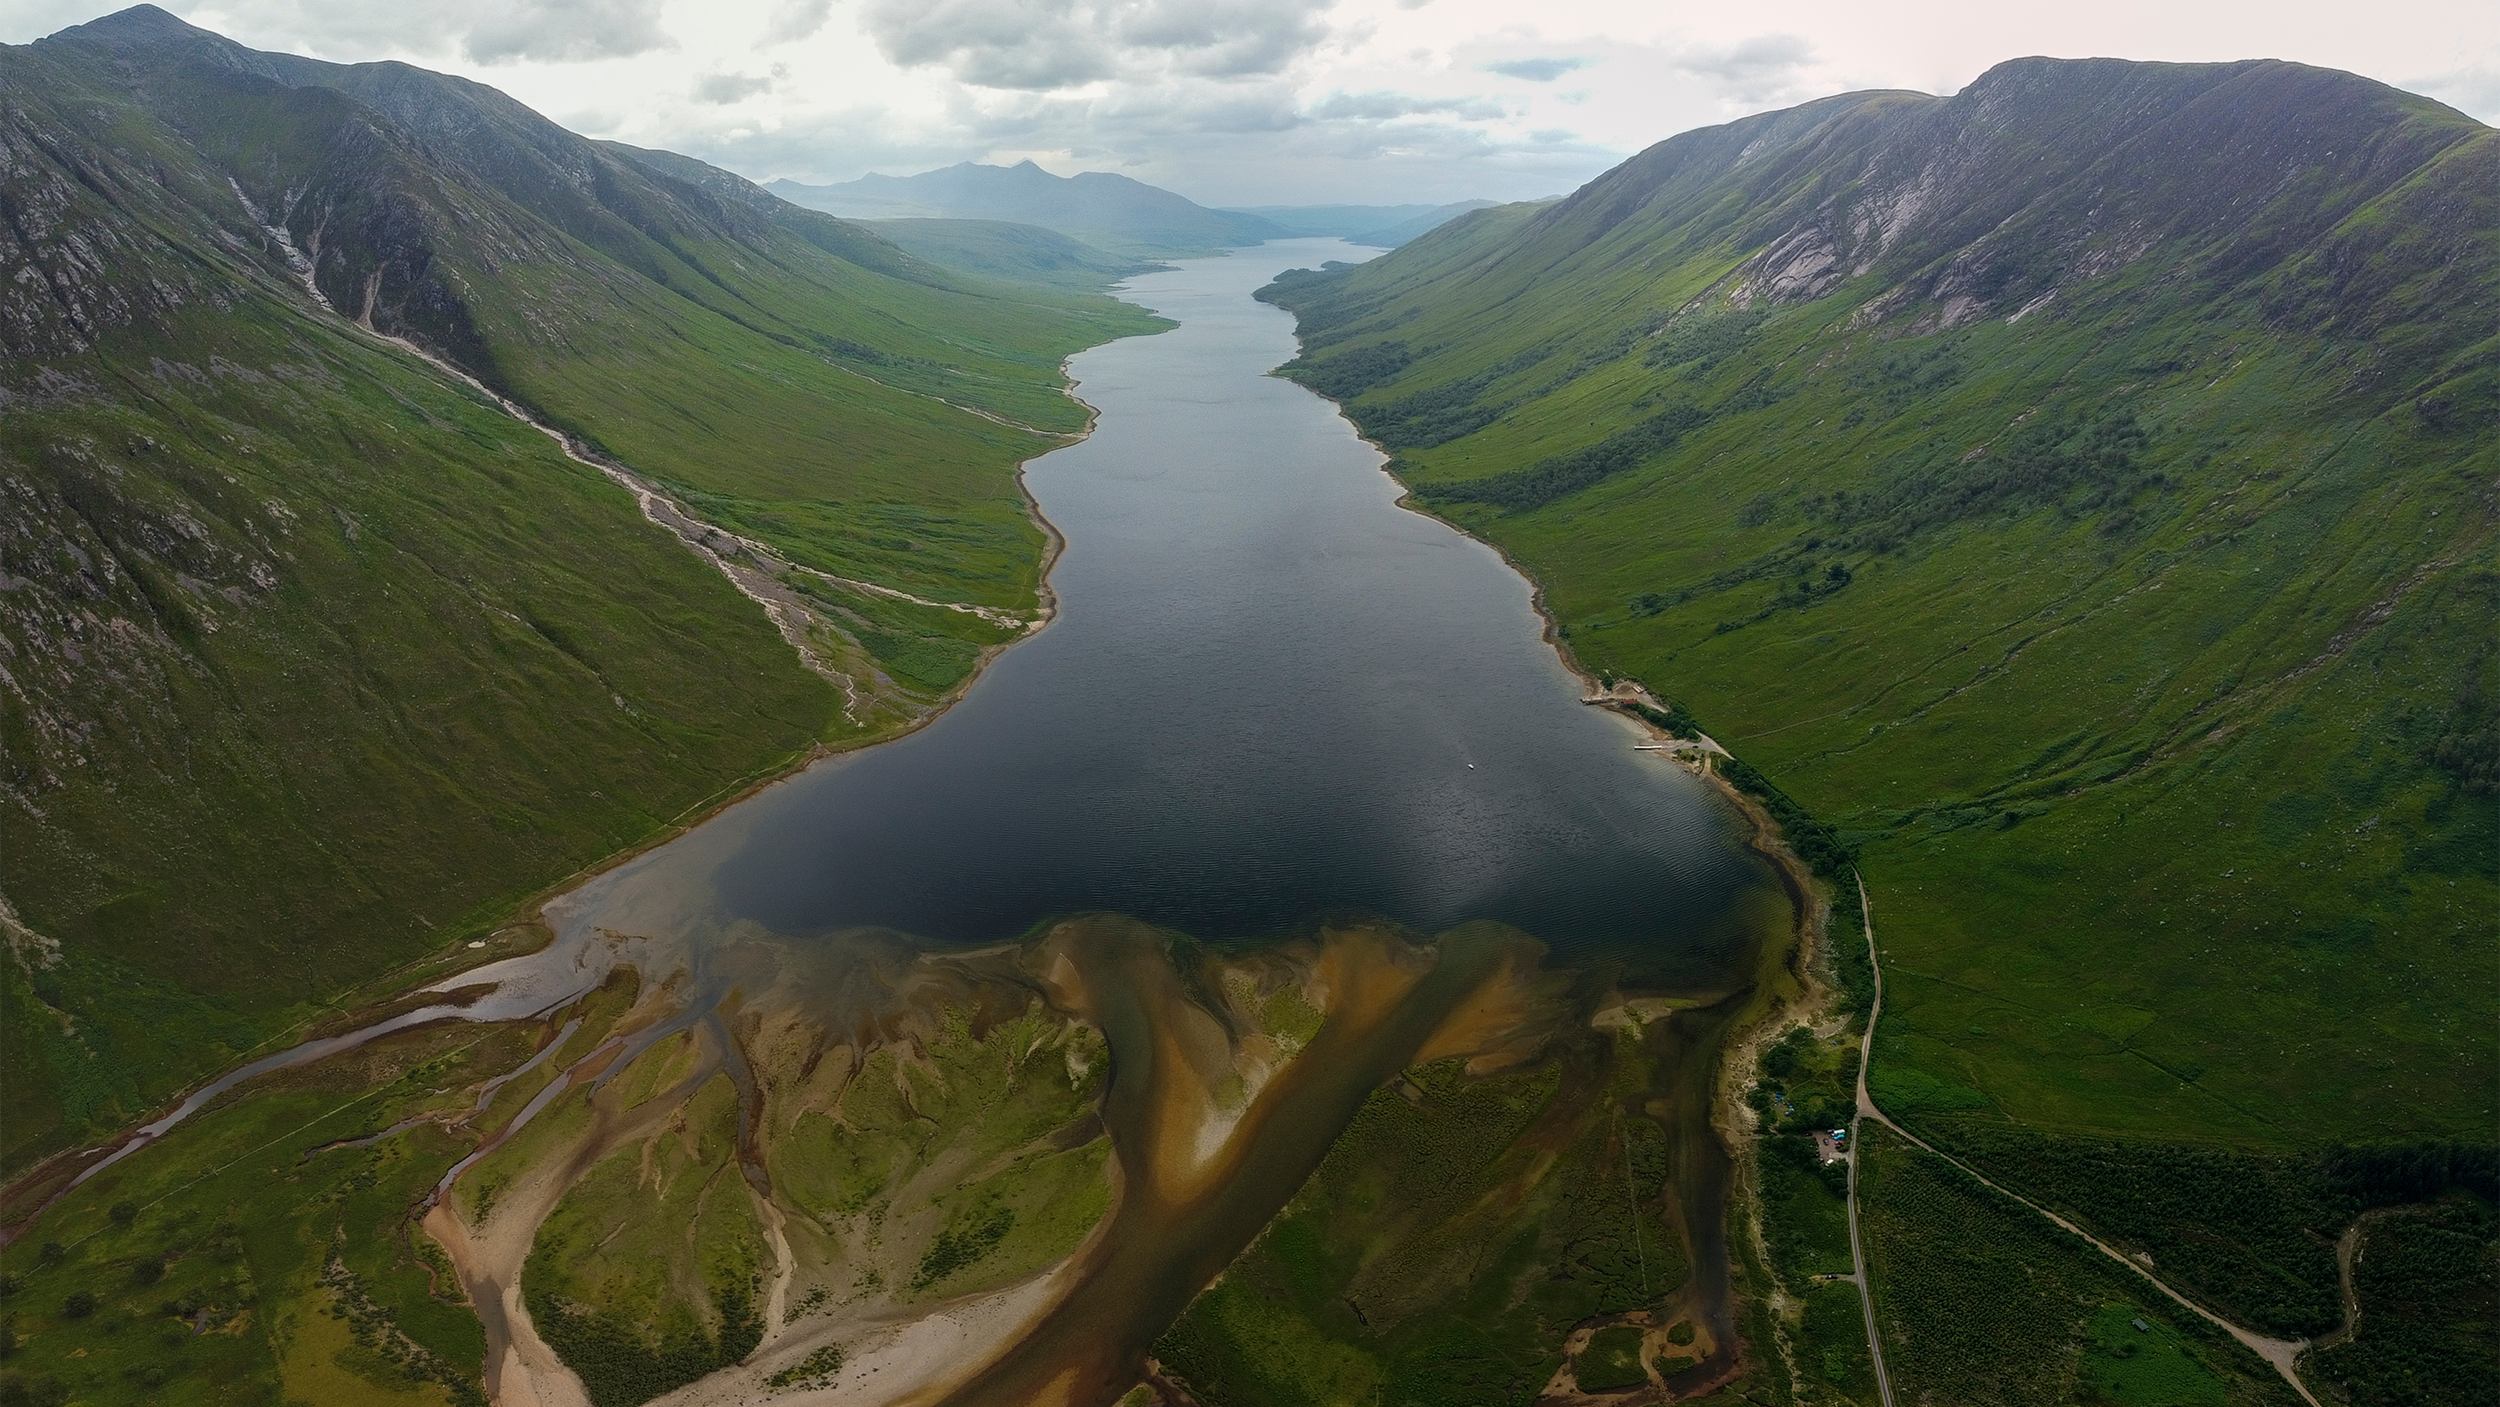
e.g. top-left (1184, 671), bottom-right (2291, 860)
top-left (567, 239), bottom-right (1770, 969)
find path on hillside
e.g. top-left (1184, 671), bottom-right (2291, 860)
top-left (1846, 873), bottom-right (2323, 1407)
top-left (1843, 871), bottom-right (1897, 1407)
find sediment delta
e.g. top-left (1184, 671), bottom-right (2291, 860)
top-left (208, 893), bottom-right (1800, 1405)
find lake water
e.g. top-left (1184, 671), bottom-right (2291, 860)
top-left (563, 238), bottom-right (1771, 972)
top-left (48, 240), bottom-right (1788, 1402)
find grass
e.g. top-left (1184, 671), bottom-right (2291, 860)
top-left (0, 1020), bottom-right (541, 1405)
top-left (1154, 1028), bottom-right (1710, 1407)
top-left (523, 1073), bottom-right (766, 1407)
top-left (1256, 77), bottom-right (2495, 1404)
top-left (0, 20), bottom-right (1167, 1182)
top-left (1577, 1323), bottom-right (1648, 1390)
top-left (1257, 68), bottom-right (2497, 1157)
top-left (758, 1006), bottom-right (1114, 1313)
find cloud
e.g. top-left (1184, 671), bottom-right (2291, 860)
top-left (462, 0), bottom-right (671, 65)
top-left (1308, 90), bottom-right (1502, 121)
top-left (764, 0), bottom-right (835, 44)
top-left (1669, 33), bottom-right (1814, 102)
top-left (694, 68), bottom-right (782, 104)
top-left (1482, 57), bottom-right (1588, 83)
top-left (2408, 62), bottom-right (2500, 121)
top-left (860, 0), bottom-right (1337, 92)
top-left (142, 0), bottom-right (673, 66)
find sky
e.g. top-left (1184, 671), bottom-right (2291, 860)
top-left (4, 1), bottom-right (2496, 206)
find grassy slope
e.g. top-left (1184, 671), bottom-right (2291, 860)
top-left (0, 15), bottom-right (1161, 1176)
top-left (0, 294), bottom-right (828, 1172)
top-left (1258, 64), bottom-right (2497, 1150)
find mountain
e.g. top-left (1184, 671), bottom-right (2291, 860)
top-left (862, 218), bottom-right (1166, 289)
top-left (0, 5), bottom-right (1161, 1174)
top-left (768, 161), bottom-right (1284, 257)
top-left (1260, 55), bottom-right (2495, 1393)
top-left (1347, 201), bottom-right (1508, 248)
top-left (1224, 200), bottom-right (1500, 246)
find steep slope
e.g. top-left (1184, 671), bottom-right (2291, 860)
top-left (1262, 56), bottom-right (2497, 1157)
top-left (768, 160), bottom-right (1284, 256)
top-left (0, 6), bottom-right (1160, 1174)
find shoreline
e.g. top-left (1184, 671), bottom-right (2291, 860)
top-left (1317, 366), bottom-right (1837, 1399)
top-left (9, 256), bottom-right (1832, 1405)
top-left (0, 338), bottom-right (1113, 1233)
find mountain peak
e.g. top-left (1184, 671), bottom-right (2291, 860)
top-left (46, 3), bottom-right (232, 53)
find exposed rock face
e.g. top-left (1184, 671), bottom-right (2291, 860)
top-left (1516, 56), bottom-right (2492, 348)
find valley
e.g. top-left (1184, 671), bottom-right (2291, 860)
top-left (0, 4), bottom-right (1164, 1176)
top-left (1, 11), bottom-right (2491, 1407)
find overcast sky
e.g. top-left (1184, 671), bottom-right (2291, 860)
top-left (6, 1), bottom-right (2496, 204)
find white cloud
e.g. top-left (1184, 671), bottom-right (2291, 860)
top-left (5, 1), bottom-right (2490, 205)
top-left (860, 0), bottom-right (1337, 91)
top-left (762, 0), bottom-right (833, 42)
top-left (2409, 62), bottom-right (2500, 118)
top-left (693, 66), bottom-right (782, 103)
top-left (464, 0), bottom-right (670, 64)
top-left (1483, 56), bottom-right (1588, 82)
top-left (1669, 33), bottom-right (1812, 102)
top-left (1308, 89), bottom-right (1502, 120)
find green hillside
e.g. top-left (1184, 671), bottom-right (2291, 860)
top-left (1260, 56), bottom-right (2498, 1157)
top-left (0, 6), bottom-right (1161, 1176)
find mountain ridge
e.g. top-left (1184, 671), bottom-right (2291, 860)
top-left (1, 4), bottom-right (1162, 1173)
top-left (1262, 52), bottom-right (2494, 1142)
top-left (1250, 52), bottom-right (2496, 1405)
top-left (769, 159), bottom-right (1284, 256)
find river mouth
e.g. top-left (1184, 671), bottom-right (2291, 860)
top-left (414, 895), bottom-right (1792, 1407)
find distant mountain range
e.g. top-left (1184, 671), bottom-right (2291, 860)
top-left (865, 218), bottom-right (1168, 289)
top-left (768, 163), bottom-right (1498, 257)
top-left (1226, 201), bottom-right (1504, 247)
top-left (768, 161), bottom-right (1282, 257)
